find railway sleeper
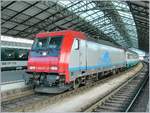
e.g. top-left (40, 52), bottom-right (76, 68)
top-left (106, 99), bottom-right (128, 105)
top-left (116, 91), bottom-right (135, 95)
top-left (118, 87), bottom-right (135, 92)
top-left (97, 105), bottom-right (124, 111)
top-left (132, 78), bottom-right (145, 81)
top-left (112, 94), bottom-right (133, 99)
top-left (123, 86), bottom-right (143, 93)
top-left (1, 105), bottom-right (11, 110)
top-left (1, 108), bottom-right (9, 112)
top-left (128, 82), bottom-right (142, 85)
top-left (128, 81), bottom-right (142, 86)
top-left (110, 97), bottom-right (131, 102)
top-left (102, 102), bottom-right (126, 108)
top-left (17, 101), bottom-right (26, 106)
top-left (120, 86), bottom-right (138, 90)
top-left (115, 92), bottom-right (135, 97)
top-left (118, 88), bottom-right (138, 94)
top-left (116, 89), bottom-right (136, 93)
top-left (94, 108), bottom-right (120, 112)
top-left (5, 104), bottom-right (17, 110)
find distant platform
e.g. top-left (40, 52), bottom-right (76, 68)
top-left (1, 70), bottom-right (27, 83)
top-left (1, 80), bottom-right (26, 92)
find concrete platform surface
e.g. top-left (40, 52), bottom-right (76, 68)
top-left (1, 80), bottom-right (26, 92)
top-left (1, 70), bottom-right (27, 83)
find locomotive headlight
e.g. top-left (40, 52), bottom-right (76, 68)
top-left (56, 76), bottom-right (60, 79)
top-left (42, 52), bottom-right (47, 56)
top-left (29, 66), bottom-right (36, 70)
top-left (50, 66), bottom-right (58, 70)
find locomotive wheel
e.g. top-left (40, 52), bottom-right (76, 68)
top-left (73, 79), bottom-right (80, 89)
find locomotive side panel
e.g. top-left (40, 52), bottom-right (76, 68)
top-left (86, 41), bottom-right (102, 70)
top-left (68, 38), bottom-right (126, 81)
top-left (86, 41), bottom-right (126, 71)
top-left (106, 46), bottom-right (126, 68)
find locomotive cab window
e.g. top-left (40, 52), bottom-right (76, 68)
top-left (31, 36), bottom-right (63, 57)
top-left (48, 36), bottom-right (63, 49)
top-left (32, 38), bottom-right (48, 50)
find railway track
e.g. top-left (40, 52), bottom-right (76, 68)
top-left (84, 63), bottom-right (148, 112)
top-left (2, 73), bottom-right (118, 112)
top-left (1, 63), bottom-right (144, 112)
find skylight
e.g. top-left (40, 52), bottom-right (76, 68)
top-left (58, 1), bottom-right (138, 48)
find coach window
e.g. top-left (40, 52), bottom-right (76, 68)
top-left (1, 48), bottom-right (5, 61)
top-left (18, 49), bottom-right (28, 60)
top-left (4, 48), bottom-right (16, 61)
top-left (74, 38), bottom-right (79, 50)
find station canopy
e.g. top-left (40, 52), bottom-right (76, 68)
top-left (1, 1), bottom-right (149, 52)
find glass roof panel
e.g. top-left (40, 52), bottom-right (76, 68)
top-left (112, 1), bottom-right (138, 48)
top-left (58, 1), bottom-right (138, 48)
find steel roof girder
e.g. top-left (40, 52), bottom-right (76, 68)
top-left (94, 1), bottom-right (133, 47)
top-left (129, 2), bottom-right (149, 10)
top-left (13, 1), bottom-right (82, 37)
top-left (42, 1), bottom-right (94, 30)
top-left (2, 2), bottom-right (39, 26)
top-left (1, 1), bottom-right (16, 11)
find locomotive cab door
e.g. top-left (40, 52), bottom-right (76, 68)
top-left (69, 38), bottom-right (86, 77)
top-left (69, 38), bottom-right (80, 72)
top-left (79, 39), bottom-right (87, 72)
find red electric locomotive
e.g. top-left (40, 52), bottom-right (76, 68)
top-left (26, 30), bottom-right (130, 93)
top-left (26, 30), bottom-right (86, 93)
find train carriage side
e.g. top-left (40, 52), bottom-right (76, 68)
top-left (126, 50), bottom-right (139, 68)
top-left (86, 40), bottom-right (126, 73)
top-left (1, 41), bottom-right (32, 71)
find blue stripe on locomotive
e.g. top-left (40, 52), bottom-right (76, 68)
top-left (69, 62), bottom-right (125, 72)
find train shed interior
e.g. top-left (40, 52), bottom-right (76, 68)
top-left (1, 1), bottom-right (149, 112)
top-left (1, 1), bottom-right (149, 52)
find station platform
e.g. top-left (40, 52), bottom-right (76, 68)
top-left (1, 70), bottom-right (27, 83)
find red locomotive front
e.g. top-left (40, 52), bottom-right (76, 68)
top-left (25, 30), bottom-right (86, 93)
top-left (28, 35), bottom-right (62, 73)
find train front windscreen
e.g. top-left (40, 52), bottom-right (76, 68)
top-left (31, 36), bottom-right (63, 57)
